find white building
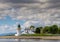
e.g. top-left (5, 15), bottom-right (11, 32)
top-left (15, 24), bottom-right (35, 36)
top-left (21, 28), bottom-right (35, 34)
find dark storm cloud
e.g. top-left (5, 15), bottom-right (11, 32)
top-left (47, 3), bottom-right (60, 9)
top-left (48, 0), bottom-right (60, 3)
top-left (0, 0), bottom-right (60, 23)
top-left (46, 0), bottom-right (60, 9)
top-left (0, 0), bottom-right (40, 3)
top-left (0, 0), bottom-right (60, 9)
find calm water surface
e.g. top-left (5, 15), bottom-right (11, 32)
top-left (0, 39), bottom-right (60, 42)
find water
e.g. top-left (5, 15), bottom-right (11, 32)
top-left (0, 39), bottom-right (60, 42)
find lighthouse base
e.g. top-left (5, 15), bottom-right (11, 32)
top-left (15, 34), bottom-right (21, 36)
top-left (15, 30), bottom-right (21, 36)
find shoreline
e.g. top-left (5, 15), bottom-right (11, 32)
top-left (0, 36), bottom-right (60, 40)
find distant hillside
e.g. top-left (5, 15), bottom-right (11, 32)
top-left (0, 32), bottom-right (16, 36)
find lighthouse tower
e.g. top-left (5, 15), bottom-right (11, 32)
top-left (15, 24), bottom-right (21, 36)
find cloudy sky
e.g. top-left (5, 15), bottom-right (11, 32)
top-left (0, 0), bottom-right (60, 34)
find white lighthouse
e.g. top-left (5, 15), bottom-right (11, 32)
top-left (15, 24), bottom-right (21, 36)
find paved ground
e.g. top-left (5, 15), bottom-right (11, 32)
top-left (0, 36), bottom-right (60, 40)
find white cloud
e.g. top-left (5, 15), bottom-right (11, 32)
top-left (39, 0), bottom-right (48, 2)
top-left (0, 0), bottom-right (60, 28)
top-left (0, 6), bottom-right (60, 27)
top-left (0, 0), bottom-right (60, 34)
top-left (0, 3), bottom-right (11, 9)
top-left (0, 24), bottom-right (17, 33)
top-left (23, 20), bottom-right (44, 28)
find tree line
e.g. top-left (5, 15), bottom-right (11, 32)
top-left (30, 25), bottom-right (60, 34)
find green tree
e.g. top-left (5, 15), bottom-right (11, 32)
top-left (38, 27), bottom-right (43, 34)
top-left (35, 28), bottom-right (40, 34)
top-left (43, 26), bottom-right (50, 33)
top-left (30, 25), bottom-right (35, 29)
top-left (30, 25), bottom-right (35, 32)
top-left (58, 27), bottom-right (60, 34)
top-left (49, 25), bottom-right (58, 34)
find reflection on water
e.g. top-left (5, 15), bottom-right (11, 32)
top-left (0, 39), bottom-right (60, 42)
top-left (15, 39), bottom-right (20, 42)
top-left (15, 39), bottom-right (40, 42)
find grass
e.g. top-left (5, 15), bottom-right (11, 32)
top-left (21, 34), bottom-right (60, 36)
